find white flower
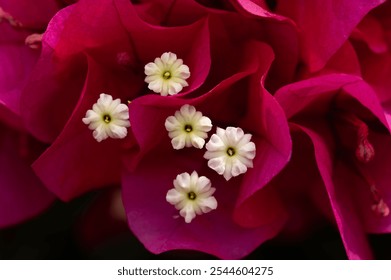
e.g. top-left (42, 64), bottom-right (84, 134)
top-left (166, 171), bottom-right (217, 223)
top-left (144, 52), bottom-right (190, 96)
top-left (82, 93), bottom-right (130, 142)
top-left (204, 127), bottom-right (256, 181)
top-left (165, 104), bottom-right (212, 149)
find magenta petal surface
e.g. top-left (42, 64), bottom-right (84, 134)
top-left (275, 74), bottom-right (391, 259)
top-left (233, 90), bottom-right (291, 228)
top-left (277, 0), bottom-right (385, 72)
top-left (0, 0), bottom-right (60, 30)
top-left (122, 149), bottom-right (286, 259)
top-left (230, 0), bottom-right (292, 22)
top-left (114, 0), bottom-right (211, 95)
top-left (122, 42), bottom-right (290, 258)
top-left (22, 0), bottom-right (211, 142)
top-left (0, 126), bottom-right (54, 228)
top-left (20, 5), bottom-right (85, 142)
top-left (299, 124), bottom-right (373, 260)
top-left (0, 44), bottom-right (38, 129)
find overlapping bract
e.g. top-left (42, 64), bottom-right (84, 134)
top-left (1, 0), bottom-right (391, 259)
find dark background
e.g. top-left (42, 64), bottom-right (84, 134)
top-left (0, 190), bottom-right (390, 260)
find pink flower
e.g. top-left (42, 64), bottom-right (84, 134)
top-left (275, 74), bottom-right (391, 259)
top-left (21, 0), bottom-right (296, 202)
top-left (16, 0), bottom-right (296, 257)
top-left (12, 0), bottom-right (390, 259)
top-left (21, 0), bottom-right (212, 200)
top-left (122, 40), bottom-right (291, 259)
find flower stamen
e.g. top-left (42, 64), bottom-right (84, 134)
top-left (25, 33), bottom-right (43, 49)
top-left (163, 71), bottom-right (171, 80)
top-left (354, 162), bottom-right (389, 217)
top-left (227, 147), bottom-right (235, 157)
top-left (0, 7), bottom-right (22, 28)
top-left (370, 185), bottom-right (390, 217)
top-left (337, 111), bottom-right (375, 163)
top-left (103, 114), bottom-right (111, 123)
top-left (187, 191), bottom-right (197, 200)
top-left (184, 124), bottom-right (193, 133)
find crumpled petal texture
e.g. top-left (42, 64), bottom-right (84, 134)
top-left (122, 41), bottom-right (291, 258)
top-left (276, 0), bottom-right (385, 72)
top-left (5, 0), bottom-right (391, 260)
top-left (24, 0), bottom-right (211, 200)
top-left (276, 74), bottom-right (391, 259)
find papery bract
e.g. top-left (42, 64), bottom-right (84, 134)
top-left (275, 74), bottom-right (391, 259)
top-left (122, 41), bottom-right (291, 259)
top-left (0, 0), bottom-right (60, 226)
top-left (350, 1), bottom-right (391, 129)
top-left (22, 0), bottom-right (211, 200)
top-left (275, 0), bottom-right (385, 72)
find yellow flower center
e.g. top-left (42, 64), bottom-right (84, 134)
top-left (163, 71), bottom-right (171, 80)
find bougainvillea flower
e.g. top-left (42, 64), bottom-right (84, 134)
top-left (275, 74), bottom-right (391, 259)
top-left (22, 0), bottom-right (211, 201)
top-left (129, 0), bottom-right (299, 91)
top-left (121, 41), bottom-right (291, 259)
top-left (21, 0), bottom-right (298, 203)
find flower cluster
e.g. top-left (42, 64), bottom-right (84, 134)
top-left (1, 0), bottom-right (391, 259)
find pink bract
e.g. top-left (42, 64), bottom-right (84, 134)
top-left (122, 41), bottom-right (291, 259)
top-left (276, 74), bottom-right (391, 259)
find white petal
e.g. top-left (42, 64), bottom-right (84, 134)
top-left (190, 135), bottom-right (205, 149)
top-left (207, 156), bottom-right (226, 175)
top-left (174, 172), bottom-right (191, 190)
top-left (165, 116), bottom-right (181, 131)
top-left (168, 82), bottom-right (183, 95)
top-left (205, 134), bottom-right (226, 151)
top-left (166, 189), bottom-right (184, 205)
top-left (239, 142), bottom-right (256, 159)
top-left (180, 204), bottom-right (196, 223)
top-left (195, 176), bottom-right (212, 193)
top-left (171, 135), bottom-right (186, 150)
top-left (198, 196), bottom-right (218, 213)
top-left (144, 62), bottom-right (161, 75)
top-left (197, 116), bottom-right (213, 131)
top-left (231, 159), bottom-right (248, 177)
